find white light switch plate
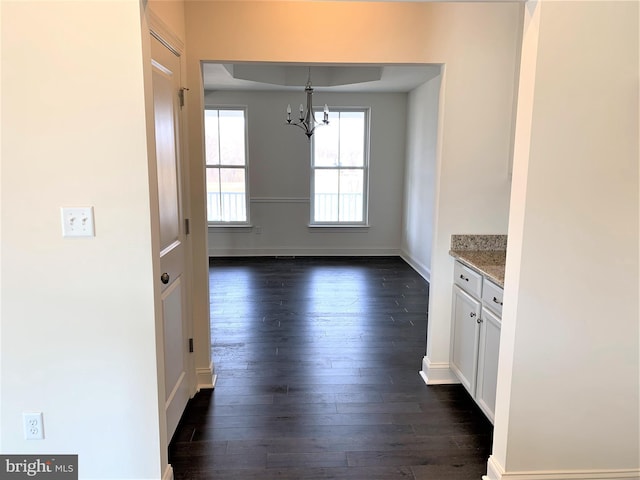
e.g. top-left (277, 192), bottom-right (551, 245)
top-left (61, 207), bottom-right (95, 237)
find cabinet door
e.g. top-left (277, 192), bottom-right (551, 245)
top-left (450, 285), bottom-right (481, 396)
top-left (476, 307), bottom-right (501, 423)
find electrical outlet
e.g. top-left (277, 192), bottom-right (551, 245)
top-left (23, 412), bottom-right (44, 440)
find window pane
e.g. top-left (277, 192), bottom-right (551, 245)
top-left (219, 168), bottom-right (246, 222)
top-left (219, 110), bottom-right (246, 166)
top-left (339, 169), bottom-right (364, 222)
top-left (206, 168), bottom-right (221, 222)
top-left (313, 111), bottom-right (339, 167)
top-left (339, 111), bottom-right (365, 167)
top-left (204, 110), bottom-right (220, 166)
top-left (311, 109), bottom-right (367, 224)
top-left (314, 169), bottom-right (339, 222)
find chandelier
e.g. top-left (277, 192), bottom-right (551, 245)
top-left (286, 69), bottom-right (329, 139)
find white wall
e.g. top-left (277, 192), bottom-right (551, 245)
top-left (421, 3), bottom-right (522, 384)
top-left (401, 72), bottom-right (442, 281)
top-left (489, 1), bottom-right (639, 478)
top-left (1, 1), bottom-right (165, 478)
top-left (205, 90), bottom-right (408, 256)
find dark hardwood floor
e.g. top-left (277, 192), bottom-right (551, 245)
top-left (169, 257), bottom-right (493, 479)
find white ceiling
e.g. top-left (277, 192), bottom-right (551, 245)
top-left (202, 63), bottom-right (441, 93)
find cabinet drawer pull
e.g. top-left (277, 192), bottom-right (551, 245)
top-left (492, 296), bottom-right (503, 306)
top-left (459, 274), bottom-right (469, 282)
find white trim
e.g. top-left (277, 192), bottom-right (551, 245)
top-left (484, 457), bottom-right (640, 480)
top-left (307, 225), bottom-right (370, 231)
top-left (208, 224), bottom-right (253, 230)
top-left (196, 362), bottom-right (216, 389)
top-left (310, 107), bottom-right (370, 225)
top-left (147, 9), bottom-right (184, 56)
top-left (251, 197), bottom-right (309, 203)
top-left (485, 456), bottom-right (504, 480)
top-left (204, 106), bottom-right (250, 224)
top-left (400, 249), bottom-right (431, 282)
top-left (419, 356), bottom-right (459, 385)
top-left (162, 464), bottom-right (174, 480)
top-left (164, 371), bottom-right (186, 409)
top-left (208, 247), bottom-right (400, 257)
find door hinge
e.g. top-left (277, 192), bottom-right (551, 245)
top-left (178, 87), bottom-right (189, 108)
top-left (185, 218), bottom-right (190, 235)
top-left (188, 338), bottom-right (194, 353)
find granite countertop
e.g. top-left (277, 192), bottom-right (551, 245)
top-left (449, 234), bottom-right (507, 287)
top-left (450, 249), bottom-right (506, 287)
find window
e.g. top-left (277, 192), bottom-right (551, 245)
top-left (311, 109), bottom-right (369, 224)
top-left (204, 108), bottom-right (249, 224)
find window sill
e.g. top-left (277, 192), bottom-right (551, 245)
top-left (209, 224), bottom-right (253, 230)
top-left (308, 224), bottom-right (370, 232)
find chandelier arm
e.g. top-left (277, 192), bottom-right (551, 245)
top-left (285, 68), bottom-right (328, 139)
top-left (288, 120), bottom-right (315, 138)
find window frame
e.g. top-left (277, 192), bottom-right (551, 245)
top-left (204, 106), bottom-right (251, 226)
top-left (310, 107), bottom-right (370, 226)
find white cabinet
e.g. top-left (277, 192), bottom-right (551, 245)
top-left (482, 279), bottom-right (504, 317)
top-left (476, 306), bottom-right (501, 422)
top-left (450, 260), bottom-right (503, 423)
top-left (454, 261), bottom-right (483, 297)
top-left (450, 286), bottom-right (481, 395)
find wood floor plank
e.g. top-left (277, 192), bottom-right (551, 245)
top-left (170, 257), bottom-right (493, 480)
top-left (266, 452), bottom-right (348, 469)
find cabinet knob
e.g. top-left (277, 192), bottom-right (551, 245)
top-left (470, 312), bottom-right (476, 318)
top-left (477, 317), bottom-right (483, 324)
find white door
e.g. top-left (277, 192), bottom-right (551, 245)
top-left (151, 34), bottom-right (190, 441)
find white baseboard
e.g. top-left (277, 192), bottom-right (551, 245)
top-left (162, 464), bottom-right (174, 480)
top-left (484, 456), bottom-right (640, 480)
top-left (208, 247), bottom-right (400, 257)
top-left (419, 356), bottom-right (459, 385)
top-left (400, 250), bottom-right (431, 282)
top-left (196, 362), bottom-right (216, 389)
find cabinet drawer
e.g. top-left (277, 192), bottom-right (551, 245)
top-left (454, 261), bottom-right (482, 298)
top-left (482, 279), bottom-right (504, 316)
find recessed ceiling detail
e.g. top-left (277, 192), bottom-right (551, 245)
top-left (224, 65), bottom-right (383, 88)
top-left (203, 63), bottom-right (441, 93)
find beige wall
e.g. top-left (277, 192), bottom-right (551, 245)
top-left (1, 1), bottom-right (164, 477)
top-left (184, 1), bottom-right (522, 389)
top-left (148, 0), bottom-right (186, 44)
top-left (491, 1), bottom-right (639, 477)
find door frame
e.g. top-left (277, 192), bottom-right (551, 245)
top-left (142, 8), bottom-right (198, 479)
top-left (148, 11), bottom-right (196, 399)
